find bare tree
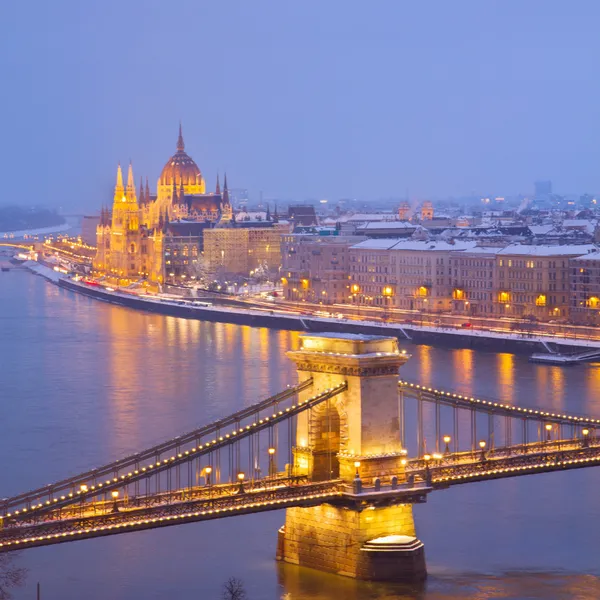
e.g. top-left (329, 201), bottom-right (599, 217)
top-left (0, 553), bottom-right (27, 600)
top-left (222, 577), bottom-right (247, 600)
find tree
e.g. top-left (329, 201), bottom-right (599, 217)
top-left (0, 553), bottom-right (27, 600)
top-left (222, 577), bottom-right (247, 600)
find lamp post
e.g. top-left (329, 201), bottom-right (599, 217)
top-left (545, 423), bottom-right (552, 442)
top-left (423, 454), bottom-right (432, 485)
top-left (237, 472), bottom-right (245, 494)
top-left (582, 428), bottom-right (590, 448)
top-left (111, 490), bottom-right (119, 513)
top-left (443, 435), bottom-right (451, 454)
top-left (354, 461), bottom-right (361, 478)
top-left (268, 447), bottom-right (276, 477)
top-left (204, 466), bottom-right (212, 487)
top-left (479, 440), bottom-right (487, 461)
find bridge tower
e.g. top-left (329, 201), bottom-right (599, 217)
top-left (277, 333), bottom-right (427, 582)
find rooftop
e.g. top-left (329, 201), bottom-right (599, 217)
top-left (497, 244), bottom-right (598, 257)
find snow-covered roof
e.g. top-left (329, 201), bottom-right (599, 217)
top-left (497, 244), bottom-right (598, 257)
top-left (528, 225), bottom-right (555, 235)
top-left (356, 221), bottom-right (416, 230)
top-left (350, 239), bottom-right (477, 252)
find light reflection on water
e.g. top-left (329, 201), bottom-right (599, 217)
top-left (1, 272), bottom-right (600, 600)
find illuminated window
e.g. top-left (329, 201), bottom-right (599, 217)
top-left (589, 297), bottom-right (599, 308)
top-left (535, 294), bottom-right (546, 306)
top-left (382, 286), bottom-right (393, 296)
top-left (417, 286), bottom-right (429, 297)
top-left (499, 291), bottom-right (510, 303)
top-left (453, 289), bottom-right (464, 300)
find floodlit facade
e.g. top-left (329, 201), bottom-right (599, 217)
top-left (93, 126), bottom-right (232, 286)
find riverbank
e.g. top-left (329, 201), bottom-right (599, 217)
top-left (23, 261), bottom-right (600, 357)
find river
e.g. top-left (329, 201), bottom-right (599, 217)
top-left (1, 269), bottom-right (600, 600)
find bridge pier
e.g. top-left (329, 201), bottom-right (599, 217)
top-left (277, 333), bottom-right (427, 582)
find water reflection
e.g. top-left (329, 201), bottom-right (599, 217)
top-left (3, 273), bottom-right (600, 600)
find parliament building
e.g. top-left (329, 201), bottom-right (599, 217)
top-left (93, 126), bottom-right (232, 286)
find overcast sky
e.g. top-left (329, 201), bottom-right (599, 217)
top-left (1, 1), bottom-right (599, 210)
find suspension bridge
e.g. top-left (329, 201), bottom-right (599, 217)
top-left (1, 333), bottom-right (599, 582)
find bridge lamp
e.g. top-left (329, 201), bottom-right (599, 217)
top-left (80, 484), bottom-right (88, 493)
top-left (479, 440), bottom-right (487, 461)
top-left (545, 423), bottom-right (553, 441)
top-left (443, 435), bottom-right (451, 454)
top-left (111, 490), bottom-right (119, 513)
top-left (582, 428), bottom-right (590, 447)
top-left (354, 461), bottom-right (361, 477)
top-left (268, 448), bottom-right (276, 477)
top-left (237, 472), bottom-right (245, 493)
top-left (204, 466), bottom-right (212, 486)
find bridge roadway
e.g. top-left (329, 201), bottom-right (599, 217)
top-left (2, 438), bottom-right (600, 553)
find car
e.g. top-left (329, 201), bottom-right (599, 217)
top-left (461, 322), bottom-right (472, 328)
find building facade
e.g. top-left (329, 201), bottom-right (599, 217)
top-left (93, 126), bottom-right (232, 286)
top-left (281, 234), bottom-right (362, 304)
top-left (203, 222), bottom-right (287, 280)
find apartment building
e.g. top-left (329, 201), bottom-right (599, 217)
top-left (570, 252), bottom-right (600, 324)
top-left (280, 234), bottom-right (362, 303)
top-left (448, 247), bottom-right (499, 315)
top-left (494, 244), bottom-right (597, 319)
top-left (348, 240), bottom-right (477, 310)
top-left (204, 223), bottom-right (286, 279)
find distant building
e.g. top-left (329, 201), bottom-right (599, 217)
top-left (398, 201), bottom-right (410, 220)
top-left (420, 201), bottom-right (434, 221)
top-left (288, 206), bottom-right (318, 228)
top-left (534, 180), bottom-right (553, 198)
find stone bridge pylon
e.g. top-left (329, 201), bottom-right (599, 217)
top-left (277, 333), bottom-right (427, 582)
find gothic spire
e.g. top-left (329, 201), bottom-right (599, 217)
top-left (266, 203), bottom-right (271, 221)
top-left (177, 122), bottom-right (185, 152)
top-left (116, 163), bottom-right (123, 188)
top-left (145, 177), bottom-right (150, 202)
top-left (215, 173), bottom-right (221, 195)
top-left (139, 176), bottom-right (145, 205)
top-left (223, 172), bottom-right (230, 204)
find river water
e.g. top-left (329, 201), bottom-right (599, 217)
top-left (1, 269), bottom-right (600, 600)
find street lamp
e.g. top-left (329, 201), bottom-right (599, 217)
top-left (111, 490), bottom-right (119, 513)
top-left (479, 440), bottom-right (487, 461)
top-left (354, 461), bottom-right (361, 478)
top-left (268, 447), bottom-right (276, 477)
top-left (443, 435), bottom-right (451, 454)
top-left (237, 472), bottom-right (245, 493)
top-left (545, 423), bottom-right (552, 442)
top-left (582, 428), bottom-right (590, 448)
top-left (204, 466), bottom-right (212, 486)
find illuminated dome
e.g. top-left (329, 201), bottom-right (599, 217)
top-left (159, 125), bottom-right (203, 187)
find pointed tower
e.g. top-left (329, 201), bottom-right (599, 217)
top-left (220, 172), bottom-right (233, 223)
top-left (215, 173), bottom-right (221, 195)
top-left (139, 176), bottom-right (145, 205)
top-left (223, 173), bottom-right (230, 204)
top-left (125, 162), bottom-right (137, 203)
top-left (145, 177), bottom-right (151, 203)
top-left (177, 122), bottom-right (185, 152)
top-left (113, 164), bottom-right (125, 205)
top-left (266, 204), bottom-right (271, 221)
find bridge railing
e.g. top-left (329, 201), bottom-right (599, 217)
top-left (1, 378), bottom-right (314, 515)
top-left (3, 382), bottom-right (347, 524)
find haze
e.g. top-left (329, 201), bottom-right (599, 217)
top-left (1, 0), bottom-right (599, 210)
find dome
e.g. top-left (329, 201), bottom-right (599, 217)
top-left (159, 125), bottom-right (202, 186)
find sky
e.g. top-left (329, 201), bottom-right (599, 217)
top-left (1, 0), bottom-right (600, 211)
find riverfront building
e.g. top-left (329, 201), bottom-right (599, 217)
top-left (280, 234), bottom-right (600, 321)
top-left (93, 126), bottom-right (232, 286)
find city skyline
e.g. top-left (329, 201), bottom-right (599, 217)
top-left (3, 1), bottom-right (600, 210)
